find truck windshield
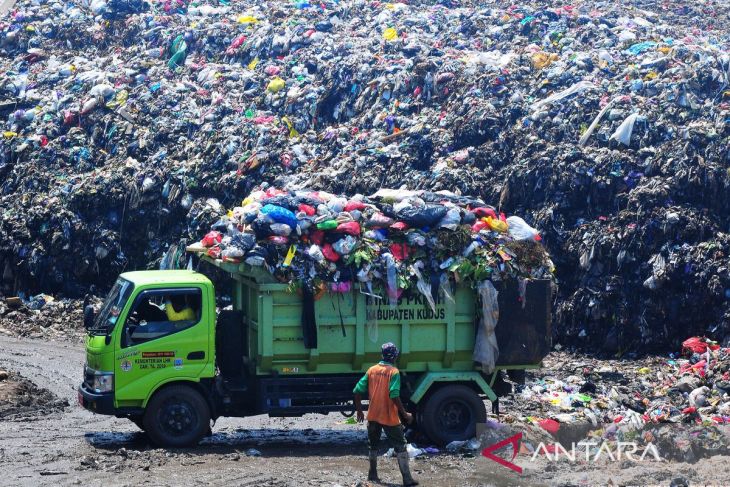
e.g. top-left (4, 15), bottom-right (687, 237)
top-left (90, 278), bottom-right (134, 335)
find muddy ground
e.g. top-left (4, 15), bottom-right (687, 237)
top-left (1, 336), bottom-right (729, 487)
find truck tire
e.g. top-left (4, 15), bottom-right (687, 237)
top-left (419, 384), bottom-right (486, 446)
top-left (143, 385), bottom-right (210, 448)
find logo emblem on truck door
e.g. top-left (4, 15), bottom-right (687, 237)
top-left (120, 360), bottom-right (132, 372)
top-left (173, 358), bottom-right (183, 370)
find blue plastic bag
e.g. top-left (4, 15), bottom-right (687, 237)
top-left (260, 204), bottom-right (298, 228)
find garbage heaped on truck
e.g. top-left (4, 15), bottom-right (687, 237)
top-left (78, 188), bottom-right (553, 447)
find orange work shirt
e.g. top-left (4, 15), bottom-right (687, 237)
top-left (353, 362), bottom-right (401, 426)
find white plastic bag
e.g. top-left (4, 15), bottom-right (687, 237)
top-left (474, 281), bottom-right (499, 373)
top-left (506, 216), bottom-right (540, 241)
top-left (609, 112), bottom-right (639, 146)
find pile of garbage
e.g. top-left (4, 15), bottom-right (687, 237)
top-left (0, 295), bottom-right (90, 340)
top-left (190, 187), bottom-right (552, 296)
top-left (506, 338), bottom-right (730, 462)
top-left (0, 0), bottom-right (728, 349)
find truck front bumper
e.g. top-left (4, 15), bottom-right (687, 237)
top-left (78, 385), bottom-right (115, 415)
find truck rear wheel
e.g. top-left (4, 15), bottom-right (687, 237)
top-left (143, 385), bottom-right (210, 448)
top-left (419, 384), bottom-right (486, 446)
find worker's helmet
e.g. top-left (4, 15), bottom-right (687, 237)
top-left (381, 342), bottom-right (399, 362)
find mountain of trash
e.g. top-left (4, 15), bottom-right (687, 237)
top-left (0, 0), bottom-right (728, 352)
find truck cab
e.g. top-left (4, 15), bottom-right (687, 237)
top-left (80, 265), bottom-right (551, 448)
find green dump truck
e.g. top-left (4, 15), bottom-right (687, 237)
top-left (79, 259), bottom-right (551, 447)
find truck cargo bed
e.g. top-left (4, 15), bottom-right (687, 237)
top-left (201, 257), bottom-right (551, 375)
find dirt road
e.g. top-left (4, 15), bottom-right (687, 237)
top-left (1, 336), bottom-right (729, 487)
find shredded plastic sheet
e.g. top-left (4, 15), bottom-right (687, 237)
top-left (531, 80), bottom-right (595, 112)
top-left (474, 280), bottom-right (499, 373)
top-left (411, 261), bottom-right (436, 313)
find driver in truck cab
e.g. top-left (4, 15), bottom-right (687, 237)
top-left (353, 342), bottom-right (418, 487)
top-left (164, 294), bottom-right (196, 322)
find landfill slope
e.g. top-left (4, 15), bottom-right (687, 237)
top-left (0, 0), bottom-right (728, 351)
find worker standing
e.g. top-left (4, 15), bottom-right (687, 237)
top-left (353, 342), bottom-right (418, 486)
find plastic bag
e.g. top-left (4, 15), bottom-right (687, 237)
top-left (333, 235), bottom-right (357, 255)
top-left (411, 262), bottom-right (436, 313)
top-left (407, 232), bottom-right (426, 247)
top-left (327, 197), bottom-right (347, 213)
top-left (260, 204), bottom-right (297, 228)
top-left (609, 112), bottom-right (639, 146)
top-left (336, 221), bottom-right (361, 235)
top-left (397, 205), bottom-right (448, 228)
top-left (322, 243), bottom-right (340, 261)
top-left (367, 213), bottom-right (394, 228)
top-left (309, 229), bottom-right (324, 245)
top-left (245, 245), bottom-right (268, 266)
top-left (344, 200), bottom-right (366, 212)
top-left (439, 273), bottom-right (455, 303)
top-left (267, 235), bottom-right (288, 245)
top-left (221, 247), bottom-right (244, 259)
top-left (267, 77), bottom-right (286, 93)
top-left (486, 217), bottom-right (508, 233)
top-left (306, 244), bottom-right (325, 263)
top-left (229, 232), bottom-right (256, 252)
top-left (201, 231), bottom-right (222, 247)
top-left (298, 203), bottom-right (316, 216)
top-left (270, 223), bottom-right (292, 236)
top-left (474, 281), bottom-right (499, 373)
top-left (471, 220), bottom-right (489, 232)
top-left (438, 209), bottom-right (461, 230)
top-left (506, 216), bottom-right (540, 241)
top-left (316, 220), bottom-right (338, 230)
top-left (390, 243), bottom-right (410, 261)
top-left (384, 253), bottom-right (398, 307)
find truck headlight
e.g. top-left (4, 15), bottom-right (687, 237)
top-left (92, 372), bottom-right (114, 393)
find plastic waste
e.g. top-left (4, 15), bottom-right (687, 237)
top-left (506, 216), bottom-right (540, 241)
top-left (474, 281), bottom-right (499, 373)
top-left (609, 113), bottom-right (640, 146)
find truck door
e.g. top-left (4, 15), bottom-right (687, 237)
top-left (114, 287), bottom-right (210, 406)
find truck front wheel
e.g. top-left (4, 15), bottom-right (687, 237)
top-left (419, 384), bottom-right (486, 446)
top-left (143, 385), bottom-right (211, 448)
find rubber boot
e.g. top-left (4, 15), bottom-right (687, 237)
top-left (396, 451), bottom-right (419, 486)
top-left (368, 450), bottom-right (380, 482)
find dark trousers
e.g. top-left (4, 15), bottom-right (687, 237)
top-left (367, 421), bottom-right (407, 454)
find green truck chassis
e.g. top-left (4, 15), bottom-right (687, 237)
top-left (79, 261), bottom-right (551, 447)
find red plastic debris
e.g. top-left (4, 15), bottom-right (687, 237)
top-left (682, 336), bottom-right (720, 355)
top-left (537, 418), bottom-right (560, 435)
top-left (298, 203), bottom-right (316, 216)
top-left (201, 231), bottom-right (222, 247)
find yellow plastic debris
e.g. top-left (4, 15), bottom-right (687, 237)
top-left (531, 52), bottom-right (558, 69)
top-left (3, 131), bottom-right (17, 138)
top-left (267, 77), bottom-right (286, 93)
top-left (281, 116), bottom-right (299, 138)
top-left (485, 216), bottom-right (509, 233)
top-left (283, 244), bottom-right (297, 267)
top-left (106, 90), bottom-right (128, 109)
top-left (237, 15), bottom-right (258, 24)
top-left (383, 27), bottom-right (398, 41)
top-left (248, 57), bottom-right (259, 70)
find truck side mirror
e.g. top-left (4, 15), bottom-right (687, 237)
top-left (83, 302), bottom-right (95, 329)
